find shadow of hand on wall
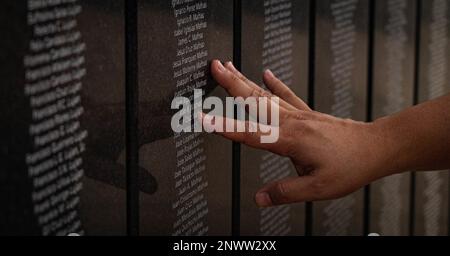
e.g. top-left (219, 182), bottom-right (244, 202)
top-left (81, 69), bottom-right (219, 195)
top-left (82, 102), bottom-right (174, 195)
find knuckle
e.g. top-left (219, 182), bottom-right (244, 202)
top-left (291, 111), bottom-right (305, 121)
top-left (230, 73), bottom-right (241, 83)
top-left (280, 112), bottom-right (290, 121)
top-left (261, 90), bottom-right (272, 98)
top-left (273, 182), bottom-right (290, 203)
top-left (310, 177), bottom-right (330, 200)
top-left (251, 87), bottom-right (266, 98)
top-left (301, 111), bottom-right (317, 120)
top-left (282, 111), bottom-right (306, 122)
top-left (250, 87), bottom-right (259, 97)
top-left (239, 74), bottom-right (249, 83)
top-left (283, 142), bottom-right (297, 158)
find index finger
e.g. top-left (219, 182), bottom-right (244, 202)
top-left (211, 60), bottom-right (262, 99)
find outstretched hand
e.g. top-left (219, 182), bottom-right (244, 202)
top-left (203, 60), bottom-right (394, 208)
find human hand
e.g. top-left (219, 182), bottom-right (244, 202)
top-left (203, 60), bottom-right (394, 207)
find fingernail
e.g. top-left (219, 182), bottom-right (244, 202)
top-left (255, 192), bottom-right (272, 208)
top-left (225, 61), bottom-right (237, 72)
top-left (216, 60), bottom-right (226, 72)
top-left (265, 69), bottom-right (274, 78)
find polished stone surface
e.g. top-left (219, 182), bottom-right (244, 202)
top-left (313, 0), bottom-right (369, 236)
top-left (239, 0), bottom-right (310, 236)
top-left (369, 0), bottom-right (417, 236)
top-left (0, 0), bottom-right (126, 235)
top-left (137, 0), bottom-right (233, 235)
top-left (414, 0), bottom-right (450, 236)
top-left (1, 0), bottom-right (449, 237)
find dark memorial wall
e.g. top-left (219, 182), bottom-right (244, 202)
top-left (312, 0), bottom-right (369, 236)
top-left (369, 0), bottom-right (417, 236)
top-left (0, 1), bottom-right (126, 235)
top-left (414, 0), bottom-right (450, 236)
top-left (137, 0), bottom-right (233, 235)
top-left (240, 0), bottom-right (309, 236)
top-left (1, 0), bottom-right (450, 237)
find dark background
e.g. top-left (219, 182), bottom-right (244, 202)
top-left (0, 0), bottom-right (449, 236)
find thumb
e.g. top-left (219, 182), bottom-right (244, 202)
top-left (255, 176), bottom-right (320, 207)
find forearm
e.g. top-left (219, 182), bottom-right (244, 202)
top-left (209, 60), bottom-right (450, 205)
top-left (372, 94), bottom-right (450, 175)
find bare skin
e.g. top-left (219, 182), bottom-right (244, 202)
top-left (204, 59), bottom-right (450, 208)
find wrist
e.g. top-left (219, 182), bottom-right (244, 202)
top-left (369, 115), bottom-right (411, 177)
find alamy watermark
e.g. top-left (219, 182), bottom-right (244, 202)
top-left (171, 89), bottom-right (280, 144)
